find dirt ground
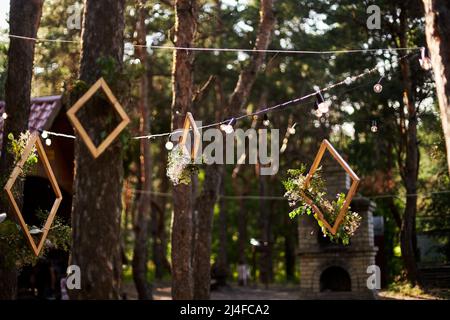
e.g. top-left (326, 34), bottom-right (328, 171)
top-left (122, 282), bottom-right (447, 300)
top-left (123, 282), bottom-right (300, 300)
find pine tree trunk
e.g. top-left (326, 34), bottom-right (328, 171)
top-left (0, 0), bottom-right (44, 300)
top-left (237, 196), bottom-right (248, 267)
top-left (154, 142), bottom-right (171, 279)
top-left (216, 176), bottom-right (229, 284)
top-left (193, 164), bottom-right (222, 299)
top-left (132, 0), bottom-right (153, 300)
top-left (192, 0), bottom-right (276, 299)
top-left (423, 0), bottom-right (450, 175)
top-left (170, 0), bottom-right (198, 300)
top-left (398, 7), bottom-right (420, 285)
top-left (69, 0), bottom-right (126, 300)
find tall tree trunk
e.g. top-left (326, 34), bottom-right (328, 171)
top-left (154, 141), bottom-right (171, 279)
top-left (69, 0), bottom-right (126, 299)
top-left (0, 0), bottom-right (44, 300)
top-left (423, 0), bottom-right (450, 175)
top-left (216, 175), bottom-right (229, 284)
top-left (237, 195), bottom-right (248, 267)
top-left (132, 0), bottom-right (153, 300)
top-left (192, 0), bottom-right (276, 299)
top-left (170, 0), bottom-right (198, 300)
top-left (398, 7), bottom-right (420, 285)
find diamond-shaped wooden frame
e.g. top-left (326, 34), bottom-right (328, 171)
top-left (4, 133), bottom-right (63, 256)
top-left (300, 139), bottom-right (360, 235)
top-left (67, 77), bottom-right (130, 159)
top-left (179, 112), bottom-right (201, 160)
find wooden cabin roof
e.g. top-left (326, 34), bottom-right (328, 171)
top-left (0, 95), bottom-right (62, 150)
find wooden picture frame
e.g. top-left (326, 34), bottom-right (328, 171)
top-left (301, 139), bottom-right (360, 235)
top-left (67, 77), bottom-right (130, 159)
top-left (4, 133), bottom-right (63, 256)
top-left (179, 112), bottom-right (201, 160)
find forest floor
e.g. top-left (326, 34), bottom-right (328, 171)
top-left (122, 281), bottom-right (449, 300)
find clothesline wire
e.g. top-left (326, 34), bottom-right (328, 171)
top-left (130, 189), bottom-right (450, 201)
top-left (3, 34), bottom-right (421, 55)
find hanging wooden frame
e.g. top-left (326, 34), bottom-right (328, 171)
top-left (300, 139), bottom-right (360, 235)
top-left (4, 133), bottom-right (63, 256)
top-left (67, 77), bottom-right (130, 159)
top-left (179, 112), bottom-right (201, 160)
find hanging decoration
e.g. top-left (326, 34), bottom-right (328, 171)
top-left (179, 112), bottom-right (201, 160)
top-left (166, 112), bottom-right (201, 185)
top-left (3, 133), bottom-right (63, 256)
top-left (283, 139), bottom-right (361, 244)
top-left (66, 77), bottom-right (130, 159)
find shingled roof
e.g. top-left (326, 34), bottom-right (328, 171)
top-left (0, 95), bottom-right (62, 150)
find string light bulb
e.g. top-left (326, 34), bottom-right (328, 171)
top-left (288, 123), bottom-right (297, 135)
top-left (41, 130), bottom-right (49, 139)
top-left (419, 47), bottom-right (432, 71)
top-left (45, 138), bottom-right (52, 146)
top-left (371, 120), bottom-right (378, 133)
top-left (1, 113), bottom-right (7, 120)
top-left (165, 141), bottom-right (174, 151)
top-left (315, 91), bottom-right (331, 114)
top-left (220, 118), bottom-right (237, 134)
top-left (344, 77), bottom-right (353, 85)
top-left (263, 114), bottom-right (270, 127)
top-left (373, 76), bottom-right (384, 93)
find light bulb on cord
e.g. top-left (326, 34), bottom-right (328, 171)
top-left (41, 130), bottom-right (49, 139)
top-left (344, 77), bottom-right (353, 85)
top-left (371, 120), bottom-right (378, 133)
top-left (315, 91), bottom-right (331, 114)
top-left (220, 118), bottom-right (237, 134)
top-left (262, 114), bottom-right (270, 127)
top-left (288, 123), bottom-right (297, 135)
top-left (373, 76), bottom-right (384, 93)
top-left (1, 113), bottom-right (7, 120)
top-left (165, 141), bottom-right (174, 151)
top-left (45, 138), bottom-right (52, 146)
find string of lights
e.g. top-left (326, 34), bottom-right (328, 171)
top-left (26, 52), bottom-right (412, 145)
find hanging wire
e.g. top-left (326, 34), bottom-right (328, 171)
top-left (2, 34), bottom-right (421, 55)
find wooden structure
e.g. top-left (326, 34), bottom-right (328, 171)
top-left (179, 112), bottom-right (201, 160)
top-left (66, 78), bottom-right (130, 159)
top-left (4, 134), bottom-right (63, 256)
top-left (300, 139), bottom-right (360, 235)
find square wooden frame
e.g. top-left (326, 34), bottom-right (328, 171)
top-left (67, 77), bottom-right (130, 159)
top-left (4, 133), bottom-right (63, 256)
top-left (300, 139), bottom-right (360, 235)
top-left (179, 112), bottom-right (201, 160)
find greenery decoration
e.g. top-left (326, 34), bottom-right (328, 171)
top-left (166, 144), bottom-right (199, 185)
top-left (283, 165), bottom-right (361, 245)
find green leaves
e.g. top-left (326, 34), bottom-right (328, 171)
top-left (0, 212), bottom-right (71, 269)
top-left (7, 131), bottom-right (39, 173)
